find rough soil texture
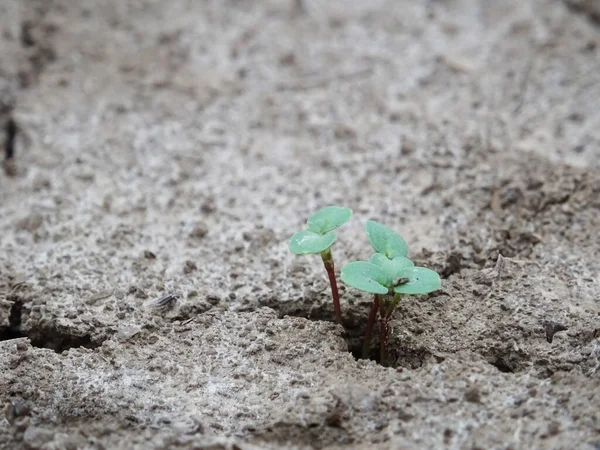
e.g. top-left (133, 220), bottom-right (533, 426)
top-left (1, 1), bottom-right (599, 449)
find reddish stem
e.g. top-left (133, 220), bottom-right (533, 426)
top-left (362, 294), bottom-right (380, 359)
top-left (321, 250), bottom-right (343, 324)
top-left (379, 298), bottom-right (390, 366)
top-left (379, 308), bottom-right (389, 366)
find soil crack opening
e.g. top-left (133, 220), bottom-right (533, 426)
top-left (1, 300), bottom-right (103, 352)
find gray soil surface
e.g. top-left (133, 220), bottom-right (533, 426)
top-left (1, 1), bottom-right (599, 449)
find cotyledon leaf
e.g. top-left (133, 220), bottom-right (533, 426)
top-left (341, 261), bottom-right (389, 295)
top-left (369, 254), bottom-right (414, 273)
top-left (369, 253), bottom-right (389, 267)
top-left (306, 206), bottom-right (353, 234)
top-left (289, 230), bottom-right (337, 255)
top-left (392, 267), bottom-right (441, 295)
top-left (365, 220), bottom-right (408, 259)
top-left (370, 255), bottom-right (415, 286)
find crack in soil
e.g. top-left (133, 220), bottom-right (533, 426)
top-left (0, 299), bottom-right (104, 353)
top-left (564, 0), bottom-right (600, 25)
top-left (4, 116), bottom-right (17, 160)
top-left (2, 6), bottom-right (59, 176)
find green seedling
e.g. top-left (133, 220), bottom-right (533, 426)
top-left (289, 206), bottom-right (353, 324)
top-left (341, 220), bottom-right (441, 365)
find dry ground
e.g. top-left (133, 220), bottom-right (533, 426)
top-left (1, 1), bottom-right (599, 449)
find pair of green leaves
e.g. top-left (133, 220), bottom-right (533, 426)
top-left (341, 221), bottom-right (441, 295)
top-left (288, 208), bottom-right (441, 296)
top-left (289, 206), bottom-right (353, 255)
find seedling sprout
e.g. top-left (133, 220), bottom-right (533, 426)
top-left (289, 206), bottom-right (353, 324)
top-left (288, 210), bottom-right (441, 367)
top-left (342, 220), bottom-right (441, 365)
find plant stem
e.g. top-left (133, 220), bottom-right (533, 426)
top-left (379, 296), bottom-right (389, 366)
top-left (362, 294), bottom-right (380, 359)
top-left (320, 247), bottom-right (343, 324)
top-left (378, 294), bottom-right (401, 366)
top-left (391, 292), bottom-right (402, 311)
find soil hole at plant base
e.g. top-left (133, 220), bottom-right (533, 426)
top-left (345, 325), bottom-right (381, 364)
top-left (261, 298), bottom-right (531, 372)
top-left (256, 297), bottom-right (387, 365)
top-left (0, 300), bottom-right (104, 353)
top-left (258, 296), bottom-right (438, 368)
top-left (344, 322), bottom-right (438, 369)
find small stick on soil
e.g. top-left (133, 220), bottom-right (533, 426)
top-left (321, 248), bottom-right (343, 324)
top-left (149, 293), bottom-right (179, 310)
top-left (362, 294), bottom-right (380, 359)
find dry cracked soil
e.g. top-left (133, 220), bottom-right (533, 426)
top-left (1, 1), bottom-right (600, 449)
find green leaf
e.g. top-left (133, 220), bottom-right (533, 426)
top-left (393, 267), bottom-right (441, 295)
top-left (370, 254), bottom-right (414, 271)
top-left (307, 206), bottom-right (353, 234)
top-left (289, 230), bottom-right (336, 255)
top-left (341, 261), bottom-right (389, 295)
top-left (368, 253), bottom-right (389, 266)
top-left (369, 254), bottom-right (415, 287)
top-left (365, 220), bottom-right (408, 259)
